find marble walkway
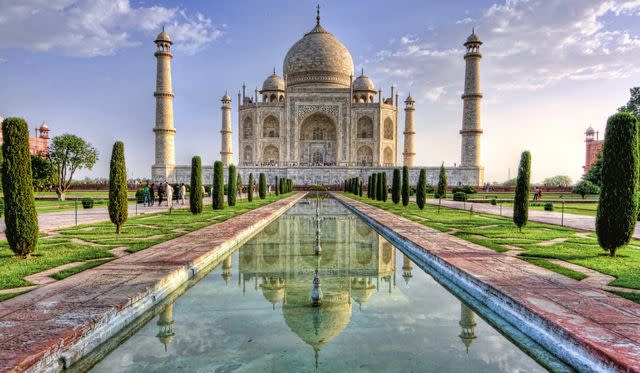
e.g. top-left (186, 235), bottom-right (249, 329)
top-left (336, 193), bottom-right (640, 372)
top-left (0, 193), bottom-right (304, 372)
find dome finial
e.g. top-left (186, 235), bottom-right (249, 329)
top-left (472, 27), bottom-right (474, 35)
top-left (273, 67), bottom-right (276, 75)
top-left (316, 4), bottom-right (321, 25)
top-left (361, 67), bottom-right (364, 76)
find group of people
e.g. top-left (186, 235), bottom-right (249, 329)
top-left (532, 188), bottom-right (544, 201)
top-left (141, 183), bottom-right (187, 207)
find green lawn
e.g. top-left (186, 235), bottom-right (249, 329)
top-left (0, 193), bottom-right (292, 296)
top-left (500, 201), bottom-right (598, 217)
top-left (343, 193), bottom-right (640, 295)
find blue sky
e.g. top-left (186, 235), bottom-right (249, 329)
top-left (1, 0), bottom-right (639, 183)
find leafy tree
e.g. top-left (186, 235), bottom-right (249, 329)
top-left (402, 166), bottom-right (410, 206)
top-left (275, 176), bottom-right (279, 195)
top-left (542, 175), bottom-right (572, 187)
top-left (391, 168), bottom-right (401, 204)
top-left (596, 113), bottom-right (639, 257)
top-left (371, 173), bottom-right (378, 200)
top-left (436, 163), bottom-right (447, 199)
top-left (49, 134), bottom-right (98, 200)
top-left (259, 173), bottom-right (267, 199)
top-left (502, 178), bottom-right (518, 187)
top-left (513, 151), bottom-right (532, 232)
top-left (583, 152), bottom-right (603, 187)
top-left (618, 87), bottom-right (640, 118)
top-left (108, 141), bottom-right (128, 233)
top-left (189, 156), bottom-right (203, 214)
top-left (1, 118), bottom-right (38, 257)
top-left (31, 154), bottom-right (54, 190)
top-left (237, 173), bottom-right (243, 199)
top-left (248, 173), bottom-right (254, 202)
top-left (416, 168), bottom-right (426, 209)
top-left (572, 180), bottom-right (600, 199)
top-left (212, 161), bottom-right (224, 209)
top-left (227, 164), bottom-right (237, 206)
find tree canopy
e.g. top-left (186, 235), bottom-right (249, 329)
top-left (49, 134), bottom-right (98, 199)
top-left (618, 87), bottom-right (640, 118)
top-left (541, 175), bottom-right (572, 188)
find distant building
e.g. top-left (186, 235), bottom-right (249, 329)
top-left (584, 125), bottom-right (603, 174)
top-left (0, 116), bottom-right (50, 156)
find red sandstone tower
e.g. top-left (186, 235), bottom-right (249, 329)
top-left (583, 125), bottom-right (603, 174)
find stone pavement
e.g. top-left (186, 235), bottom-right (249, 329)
top-left (0, 198), bottom-right (212, 241)
top-left (426, 198), bottom-right (640, 239)
top-left (0, 193), bottom-right (304, 372)
top-left (336, 194), bottom-right (640, 372)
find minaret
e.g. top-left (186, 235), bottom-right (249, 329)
top-left (403, 95), bottom-right (416, 167)
top-left (153, 28), bottom-right (176, 176)
top-left (221, 255), bottom-right (232, 284)
top-left (220, 92), bottom-right (233, 166)
top-left (402, 255), bottom-right (413, 285)
top-left (156, 303), bottom-right (175, 352)
top-left (460, 29), bottom-right (483, 168)
top-left (458, 303), bottom-right (477, 353)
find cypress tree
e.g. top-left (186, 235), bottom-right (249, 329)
top-left (288, 179), bottom-right (292, 192)
top-left (281, 177), bottom-right (286, 194)
top-left (259, 173), bottom-right (267, 199)
top-left (416, 168), bottom-right (426, 209)
top-left (513, 151), bottom-right (532, 232)
top-left (344, 180), bottom-right (348, 192)
top-left (402, 166), bottom-right (410, 206)
top-left (237, 173), bottom-right (243, 199)
top-left (248, 173), bottom-right (254, 202)
top-left (1, 118), bottom-right (38, 257)
top-left (227, 164), bottom-right (237, 206)
top-left (359, 179), bottom-right (363, 196)
top-left (597, 113), bottom-right (639, 256)
top-left (275, 176), bottom-right (280, 195)
top-left (371, 173), bottom-right (378, 200)
top-left (392, 168), bottom-right (401, 204)
top-left (108, 141), bottom-right (128, 233)
top-left (376, 173), bottom-right (382, 201)
top-left (381, 173), bottom-right (388, 202)
top-left (367, 175), bottom-right (372, 198)
top-left (212, 160), bottom-right (225, 209)
top-left (189, 156), bottom-right (203, 214)
top-left (436, 162), bottom-right (447, 199)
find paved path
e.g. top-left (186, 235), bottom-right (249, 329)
top-left (426, 198), bottom-right (640, 239)
top-left (336, 194), bottom-right (640, 372)
top-left (0, 198), bottom-right (212, 241)
top-left (0, 193), bottom-right (304, 372)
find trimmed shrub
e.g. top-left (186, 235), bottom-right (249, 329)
top-left (402, 166), bottom-right (410, 206)
top-left (135, 188), bottom-right (145, 203)
top-left (490, 198), bottom-right (497, 206)
top-left (190, 156), bottom-right (203, 214)
top-left (227, 164), bottom-right (237, 207)
top-left (212, 161), bottom-right (225, 209)
top-left (248, 173), bottom-right (254, 202)
top-left (259, 173), bottom-right (267, 199)
top-left (108, 141), bottom-right (128, 233)
top-left (204, 184), bottom-right (212, 196)
top-left (82, 198), bottom-right (94, 209)
top-left (596, 112), bottom-right (639, 256)
top-left (452, 185), bottom-right (477, 194)
top-left (453, 191), bottom-right (467, 202)
top-left (425, 184), bottom-right (435, 194)
top-left (436, 163), bottom-right (447, 199)
top-left (416, 168), bottom-right (426, 209)
top-left (392, 168), bottom-right (401, 204)
top-left (513, 151), bottom-right (532, 231)
top-left (544, 202), bottom-right (554, 211)
top-left (1, 118), bottom-right (38, 257)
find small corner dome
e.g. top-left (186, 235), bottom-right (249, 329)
top-left (353, 74), bottom-right (375, 92)
top-left (39, 122), bottom-right (49, 130)
top-left (221, 92), bottom-right (231, 101)
top-left (465, 31), bottom-right (481, 45)
top-left (155, 31), bottom-right (172, 44)
top-left (405, 94), bottom-right (415, 103)
top-left (262, 72), bottom-right (285, 92)
top-left (586, 125), bottom-right (595, 134)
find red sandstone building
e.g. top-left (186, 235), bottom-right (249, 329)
top-left (0, 118), bottom-right (50, 156)
top-left (583, 125), bottom-right (603, 174)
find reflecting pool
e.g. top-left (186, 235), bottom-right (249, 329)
top-left (89, 198), bottom-right (556, 372)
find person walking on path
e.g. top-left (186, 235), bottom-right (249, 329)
top-left (149, 183), bottom-right (156, 206)
top-left (142, 184), bottom-right (150, 206)
top-left (166, 183), bottom-right (173, 209)
top-left (157, 182), bottom-right (165, 206)
top-left (179, 183), bottom-right (186, 205)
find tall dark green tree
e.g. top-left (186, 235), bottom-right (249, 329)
top-left (618, 87), bottom-right (640, 119)
top-left (513, 151), bottom-right (532, 232)
top-left (416, 168), bottom-right (427, 209)
top-left (358, 179), bottom-right (363, 196)
top-left (381, 172), bottom-right (388, 202)
top-left (436, 163), bottom-right (447, 199)
top-left (596, 113), bottom-right (639, 257)
top-left (371, 173), bottom-right (378, 200)
top-left (367, 175), bottom-right (372, 198)
top-left (391, 168), bottom-right (401, 204)
top-left (227, 164), bottom-right (237, 206)
top-left (259, 173), bottom-right (267, 199)
top-left (402, 166), bottom-right (410, 206)
top-left (376, 173), bottom-right (383, 201)
top-left (275, 176), bottom-right (280, 195)
top-left (2, 118), bottom-right (38, 257)
top-left (237, 173), bottom-right (243, 199)
top-left (108, 141), bottom-right (128, 233)
top-left (248, 173), bottom-right (254, 202)
top-left (189, 156), bottom-right (203, 214)
top-left (212, 161), bottom-right (225, 210)
top-left (583, 152), bottom-right (603, 187)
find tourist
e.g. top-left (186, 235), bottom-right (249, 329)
top-left (149, 183), bottom-right (156, 206)
top-left (179, 183), bottom-right (186, 205)
top-left (142, 183), bottom-right (150, 206)
top-left (157, 182), bottom-right (165, 206)
top-left (166, 183), bottom-right (173, 209)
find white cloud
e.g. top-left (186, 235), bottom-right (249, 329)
top-left (0, 0), bottom-right (223, 57)
top-left (456, 18), bottom-right (473, 24)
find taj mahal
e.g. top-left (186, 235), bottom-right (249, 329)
top-left (151, 8), bottom-right (485, 187)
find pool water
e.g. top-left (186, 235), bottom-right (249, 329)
top-left (89, 198), bottom-right (556, 372)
